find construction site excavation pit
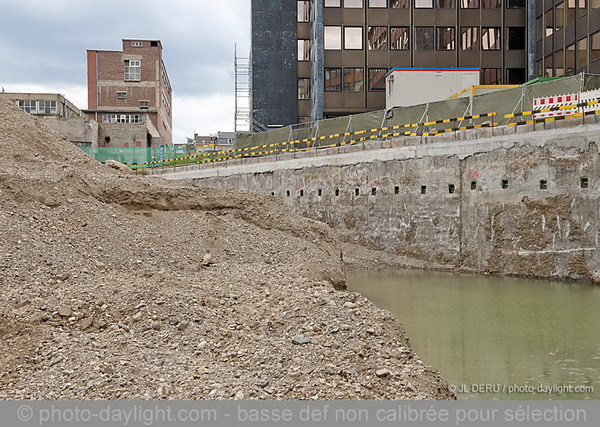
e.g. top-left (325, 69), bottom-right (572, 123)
top-left (348, 270), bottom-right (600, 401)
top-left (0, 99), bottom-right (453, 400)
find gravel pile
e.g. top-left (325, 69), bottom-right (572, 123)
top-left (0, 99), bottom-right (453, 400)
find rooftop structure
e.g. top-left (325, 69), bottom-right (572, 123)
top-left (85, 39), bottom-right (173, 148)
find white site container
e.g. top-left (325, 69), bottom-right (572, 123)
top-left (385, 68), bottom-right (481, 110)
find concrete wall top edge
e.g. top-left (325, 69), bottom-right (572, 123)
top-left (163, 122), bottom-right (600, 181)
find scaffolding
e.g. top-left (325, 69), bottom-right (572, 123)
top-left (234, 45), bottom-right (251, 132)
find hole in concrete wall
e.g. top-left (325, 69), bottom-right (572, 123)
top-left (355, 188), bottom-right (360, 196)
top-left (395, 186), bottom-right (400, 194)
top-left (448, 184), bottom-right (455, 194)
top-left (104, 136), bottom-right (111, 144)
top-left (372, 188), bottom-right (377, 196)
top-left (471, 181), bottom-right (477, 190)
top-left (421, 186), bottom-right (427, 195)
top-left (271, 192), bottom-right (275, 196)
top-left (300, 190), bottom-right (304, 198)
top-left (287, 190), bottom-right (291, 197)
top-left (318, 189), bottom-right (322, 197)
top-left (502, 179), bottom-right (509, 190)
top-left (335, 188), bottom-right (340, 196)
top-left (540, 179), bottom-right (548, 190)
top-left (581, 178), bottom-right (589, 189)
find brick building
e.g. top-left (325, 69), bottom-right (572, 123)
top-left (85, 39), bottom-right (173, 148)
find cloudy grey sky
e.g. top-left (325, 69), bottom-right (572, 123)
top-left (0, 0), bottom-right (251, 143)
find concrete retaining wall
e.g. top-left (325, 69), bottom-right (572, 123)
top-left (168, 123), bottom-right (600, 283)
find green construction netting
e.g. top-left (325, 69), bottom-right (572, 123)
top-left (80, 146), bottom-right (189, 167)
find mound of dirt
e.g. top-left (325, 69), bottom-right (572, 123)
top-left (0, 99), bottom-right (453, 400)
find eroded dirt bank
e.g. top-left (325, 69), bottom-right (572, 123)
top-left (0, 99), bottom-right (453, 400)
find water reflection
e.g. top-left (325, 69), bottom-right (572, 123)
top-left (347, 271), bottom-right (600, 400)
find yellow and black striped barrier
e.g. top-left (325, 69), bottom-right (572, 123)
top-left (504, 99), bottom-right (600, 127)
top-left (504, 99), bottom-right (599, 121)
top-left (506, 108), bottom-right (600, 128)
top-left (124, 102), bottom-right (598, 171)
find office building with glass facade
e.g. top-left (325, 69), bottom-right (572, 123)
top-left (251, 0), bottom-right (598, 129)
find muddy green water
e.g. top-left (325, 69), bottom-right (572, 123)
top-left (347, 271), bottom-right (600, 400)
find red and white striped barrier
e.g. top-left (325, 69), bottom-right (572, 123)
top-left (533, 93), bottom-right (578, 119)
top-left (579, 89), bottom-right (600, 113)
top-left (533, 89), bottom-right (600, 119)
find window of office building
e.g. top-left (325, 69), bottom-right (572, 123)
top-left (344, 68), bottom-right (365, 91)
top-left (369, 68), bottom-right (387, 91)
top-left (324, 26), bottom-right (342, 50)
top-left (481, 68), bottom-right (501, 85)
top-left (507, 27), bottom-right (526, 50)
top-left (436, 0), bottom-right (455, 7)
top-left (18, 100), bottom-right (37, 114)
top-left (555, 49), bottom-right (565, 76)
top-left (461, 27), bottom-right (479, 50)
top-left (578, 37), bottom-right (588, 69)
top-left (325, 0), bottom-right (341, 6)
top-left (369, 0), bottom-right (387, 6)
top-left (391, 0), bottom-right (409, 6)
top-left (567, 0), bottom-right (576, 25)
top-left (481, 27), bottom-right (501, 50)
top-left (298, 39), bottom-right (311, 61)
top-left (592, 0), bottom-right (599, 10)
top-left (391, 27), bottom-right (410, 49)
top-left (460, 0), bottom-right (479, 8)
top-left (566, 43), bottom-right (576, 74)
top-left (368, 26), bottom-right (388, 50)
top-left (415, 0), bottom-right (433, 7)
top-left (536, 15), bottom-right (544, 41)
top-left (325, 68), bottom-right (343, 91)
top-left (38, 100), bottom-right (57, 114)
top-left (507, 68), bottom-right (526, 84)
top-left (298, 78), bottom-right (311, 99)
top-left (298, 1), bottom-right (310, 22)
top-left (545, 9), bottom-right (554, 37)
top-left (415, 27), bottom-right (434, 50)
top-left (555, 2), bottom-right (565, 32)
top-left (345, 27), bottom-right (363, 49)
top-left (124, 60), bottom-right (141, 81)
top-left (579, 0), bottom-right (588, 17)
top-left (544, 55), bottom-right (554, 77)
top-left (592, 31), bottom-right (600, 62)
top-left (482, 0), bottom-right (500, 7)
top-left (507, 0), bottom-right (525, 7)
top-left (437, 27), bottom-right (455, 50)
top-left (344, 0), bottom-right (363, 7)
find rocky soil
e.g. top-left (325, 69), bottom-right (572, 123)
top-left (0, 99), bottom-right (453, 400)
